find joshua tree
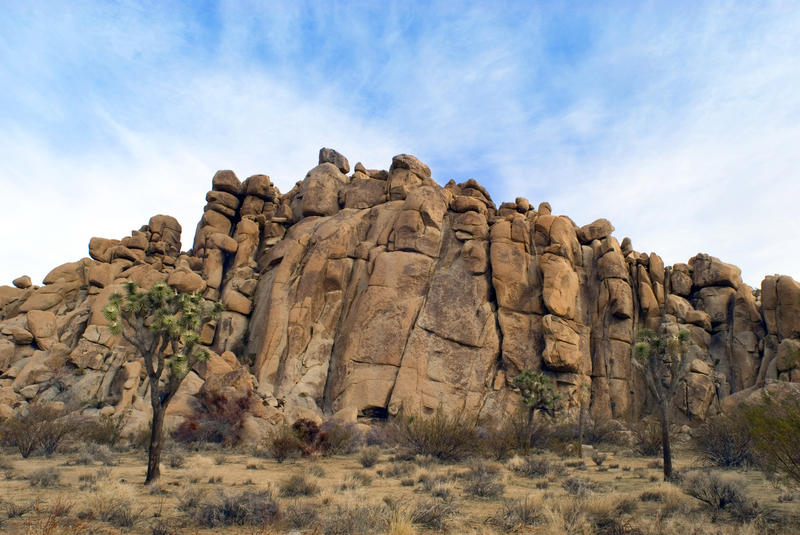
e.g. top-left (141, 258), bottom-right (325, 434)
top-left (633, 328), bottom-right (691, 480)
top-left (103, 280), bottom-right (222, 483)
top-left (513, 369), bottom-right (560, 447)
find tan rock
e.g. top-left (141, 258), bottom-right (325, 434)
top-left (193, 351), bottom-right (234, 380)
top-left (207, 232), bottom-right (238, 253)
top-left (244, 174), bottom-right (275, 199)
top-left (167, 269), bottom-right (207, 293)
top-left (26, 310), bottom-right (56, 350)
top-left (542, 315), bottom-right (581, 372)
top-left (540, 253), bottom-right (578, 319)
top-left (578, 218), bottom-right (614, 243)
top-left (693, 286), bottom-right (736, 326)
top-left (670, 264), bottom-right (692, 297)
top-left (88, 237), bottom-right (120, 262)
top-left (222, 288), bottom-right (252, 315)
top-left (12, 276), bottom-right (32, 289)
top-left (689, 253), bottom-right (742, 289)
top-left (597, 250), bottom-right (629, 280)
top-left (319, 147), bottom-right (350, 174)
top-left (776, 338), bottom-right (800, 372)
top-left (212, 170), bottom-right (243, 196)
top-left (0, 285), bottom-right (26, 309)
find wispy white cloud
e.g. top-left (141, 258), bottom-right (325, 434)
top-left (1, 1), bottom-right (798, 288)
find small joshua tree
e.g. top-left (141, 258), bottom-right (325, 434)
top-left (103, 280), bottom-right (222, 483)
top-left (633, 328), bottom-right (691, 480)
top-left (513, 369), bottom-right (560, 446)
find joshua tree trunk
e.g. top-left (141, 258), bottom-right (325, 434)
top-left (146, 388), bottom-right (166, 484)
top-left (577, 402), bottom-right (585, 458)
top-left (659, 396), bottom-right (672, 480)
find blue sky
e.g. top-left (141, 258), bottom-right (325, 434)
top-left (1, 1), bottom-right (799, 287)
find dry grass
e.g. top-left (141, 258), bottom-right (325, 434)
top-left (0, 443), bottom-right (796, 534)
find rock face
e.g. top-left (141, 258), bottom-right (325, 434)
top-left (1, 149), bottom-right (798, 437)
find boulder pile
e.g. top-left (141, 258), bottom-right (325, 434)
top-left (1, 148), bottom-right (798, 438)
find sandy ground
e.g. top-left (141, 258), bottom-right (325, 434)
top-left (1, 443), bottom-right (798, 534)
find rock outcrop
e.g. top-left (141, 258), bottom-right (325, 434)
top-left (1, 149), bottom-right (798, 439)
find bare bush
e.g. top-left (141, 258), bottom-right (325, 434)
top-left (631, 418), bottom-right (668, 456)
top-left (184, 488), bottom-right (280, 527)
top-left (318, 503), bottom-right (387, 535)
top-left (682, 471), bottom-right (760, 521)
top-left (359, 446), bottom-right (381, 468)
top-left (693, 411), bottom-right (755, 468)
top-left (28, 468), bottom-right (60, 488)
top-left (562, 476), bottom-right (599, 497)
top-left (463, 460), bottom-right (505, 498)
top-left (410, 498), bottom-right (457, 530)
top-left (489, 496), bottom-right (545, 531)
top-left (388, 408), bottom-right (480, 461)
top-left (174, 393), bottom-right (253, 446)
top-left (285, 501), bottom-right (318, 530)
top-left (83, 411), bottom-right (129, 446)
top-left (0, 404), bottom-right (81, 457)
top-left (279, 474), bottom-right (319, 497)
top-left (508, 455), bottom-right (565, 479)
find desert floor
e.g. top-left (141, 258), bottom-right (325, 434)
top-left (0, 442), bottom-right (798, 534)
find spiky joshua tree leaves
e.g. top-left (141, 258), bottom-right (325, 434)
top-left (513, 369), bottom-right (560, 448)
top-left (103, 280), bottom-right (222, 483)
top-left (633, 328), bottom-right (691, 481)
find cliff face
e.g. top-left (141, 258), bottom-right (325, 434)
top-left (1, 148), bottom-right (799, 436)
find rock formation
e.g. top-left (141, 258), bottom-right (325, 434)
top-left (1, 147), bottom-right (799, 438)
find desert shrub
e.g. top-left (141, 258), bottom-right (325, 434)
top-left (681, 471), bottom-right (760, 521)
top-left (338, 471), bottom-right (373, 490)
top-left (83, 410), bottom-right (129, 446)
top-left (185, 488), bottom-right (280, 527)
top-left (585, 418), bottom-right (628, 446)
top-left (174, 393), bottom-right (253, 445)
top-left (308, 463), bottom-right (325, 477)
top-left (266, 424), bottom-right (302, 462)
top-left (0, 404), bottom-right (82, 457)
top-left (318, 503), bottom-right (387, 535)
top-left (631, 418), bottom-right (668, 456)
top-left (488, 496), bottom-right (545, 531)
top-left (81, 485), bottom-right (143, 527)
top-left (359, 446), bottom-right (381, 468)
top-left (587, 494), bottom-right (638, 535)
top-left (508, 455), bottom-right (565, 479)
top-left (562, 476), bottom-right (599, 496)
top-left (71, 442), bottom-right (115, 466)
top-left (365, 423), bottom-right (390, 446)
top-left (463, 460), bottom-right (505, 498)
top-left (28, 468), bottom-right (60, 488)
top-left (388, 408), bottom-right (480, 461)
top-left (410, 498), bottom-right (457, 530)
top-left (478, 410), bottom-right (535, 459)
top-left (5, 499), bottom-right (36, 518)
top-left (591, 450), bottom-right (608, 467)
top-left (693, 411), bottom-right (755, 468)
top-left (280, 474), bottom-right (319, 497)
top-left (285, 501), bottom-right (319, 529)
top-left (318, 419), bottom-right (364, 455)
top-left (167, 450), bottom-right (185, 469)
top-left (417, 471), bottom-right (452, 492)
top-left (742, 390), bottom-right (800, 486)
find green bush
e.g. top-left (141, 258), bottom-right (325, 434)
top-left (742, 390), bottom-right (800, 486)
